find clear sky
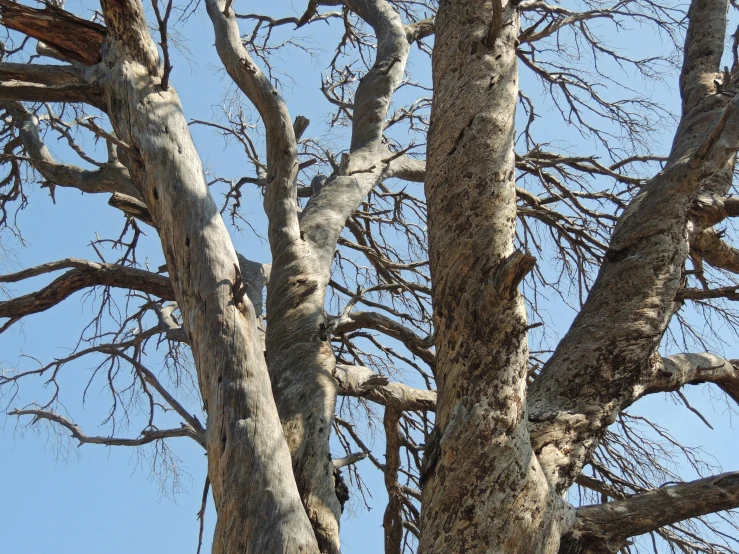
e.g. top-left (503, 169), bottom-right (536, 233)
top-left (1, 1), bottom-right (737, 553)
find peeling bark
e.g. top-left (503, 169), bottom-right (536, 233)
top-left (0, 0), bottom-right (105, 65)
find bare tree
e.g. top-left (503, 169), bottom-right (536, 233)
top-left (1, 0), bottom-right (739, 552)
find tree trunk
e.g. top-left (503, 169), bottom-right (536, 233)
top-left (97, 1), bottom-right (319, 552)
top-left (419, 1), bottom-right (571, 552)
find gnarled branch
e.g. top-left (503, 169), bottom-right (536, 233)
top-left (565, 472), bottom-right (739, 551)
top-left (0, 259), bottom-right (173, 322)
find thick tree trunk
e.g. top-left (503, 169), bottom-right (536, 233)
top-left (203, 2), bottom-right (342, 550)
top-left (266, 242), bottom-right (342, 554)
top-left (97, 1), bottom-right (319, 552)
top-left (528, 0), bottom-right (736, 493)
top-left (419, 1), bottom-right (570, 552)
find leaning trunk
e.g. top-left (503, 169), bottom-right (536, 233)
top-left (98, 1), bottom-right (319, 552)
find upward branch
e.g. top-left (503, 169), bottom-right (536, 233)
top-left (528, 0), bottom-right (739, 493)
top-left (299, 0), bottom-right (411, 265)
top-left (204, 0), bottom-right (301, 254)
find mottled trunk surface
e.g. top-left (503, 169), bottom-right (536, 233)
top-left (203, 1), bottom-right (342, 550)
top-left (267, 242), bottom-right (342, 554)
top-left (263, 1), bottom-right (413, 550)
top-left (528, 0), bottom-right (736, 492)
top-left (419, 1), bottom-right (569, 552)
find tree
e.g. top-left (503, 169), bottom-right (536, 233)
top-left (1, 0), bottom-right (739, 552)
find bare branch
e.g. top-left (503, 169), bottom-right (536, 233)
top-left (383, 407), bottom-right (403, 554)
top-left (643, 353), bottom-right (739, 406)
top-left (567, 472), bottom-right (739, 549)
top-left (0, 62), bottom-right (103, 107)
top-left (0, 259), bottom-right (174, 322)
top-left (333, 363), bottom-right (436, 411)
top-left (204, 0), bottom-right (301, 252)
top-left (334, 310), bottom-right (434, 367)
top-left (2, 102), bottom-right (138, 197)
top-left (10, 409), bottom-right (202, 446)
top-left (0, 0), bottom-right (105, 65)
top-left (108, 192), bottom-right (153, 224)
top-left (332, 450), bottom-right (368, 469)
top-left (692, 228), bottom-right (739, 274)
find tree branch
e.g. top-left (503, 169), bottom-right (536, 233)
top-left (678, 0), bottom-right (728, 109)
top-left (528, 0), bottom-right (739, 493)
top-left (0, 62), bottom-right (103, 107)
top-left (204, 0), bottom-right (301, 253)
top-left (567, 472), bottom-right (739, 549)
top-left (0, 259), bottom-right (174, 322)
top-left (108, 192), bottom-right (153, 224)
top-left (689, 193), bottom-right (739, 230)
top-left (332, 450), bottom-right (368, 469)
top-left (691, 228), bottom-right (739, 274)
top-left (0, 0), bottom-right (105, 65)
top-left (382, 407), bottom-right (403, 554)
top-left (643, 353), bottom-right (739, 405)
top-left (2, 102), bottom-right (138, 197)
top-left (333, 363), bottom-right (436, 411)
top-left (114, 350), bottom-right (207, 447)
top-left (9, 409), bottom-right (202, 447)
top-left (299, 0), bottom-right (411, 264)
top-left (333, 310), bottom-right (435, 368)
top-left (383, 155), bottom-right (425, 182)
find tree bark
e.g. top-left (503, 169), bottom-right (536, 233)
top-left (419, 1), bottom-right (571, 552)
top-left (562, 472), bottom-right (739, 553)
top-left (527, 0), bottom-right (739, 493)
top-left (97, 1), bottom-right (319, 552)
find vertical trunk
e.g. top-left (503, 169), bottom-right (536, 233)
top-left (266, 244), bottom-right (342, 554)
top-left (202, 2), bottom-right (341, 549)
top-left (263, 2), bottom-right (413, 550)
top-left (419, 0), bottom-right (570, 552)
top-left (98, 1), bottom-right (319, 552)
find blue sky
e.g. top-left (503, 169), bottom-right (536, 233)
top-left (1, 1), bottom-right (737, 553)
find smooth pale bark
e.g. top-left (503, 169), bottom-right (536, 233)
top-left (528, 0), bottom-right (739, 493)
top-left (204, 1), bottom-right (414, 550)
top-left (419, 1), bottom-right (570, 552)
top-left (96, 1), bottom-right (319, 552)
top-left (203, 1), bottom-right (341, 548)
top-left (333, 363), bottom-right (437, 411)
top-left (267, 2), bottom-right (411, 546)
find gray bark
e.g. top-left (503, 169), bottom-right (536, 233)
top-left (96, 1), bottom-right (319, 552)
top-left (528, 0), bottom-right (739, 493)
top-left (563, 472), bottom-right (739, 553)
top-left (4, 1), bottom-right (739, 553)
top-left (419, 1), bottom-right (571, 552)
